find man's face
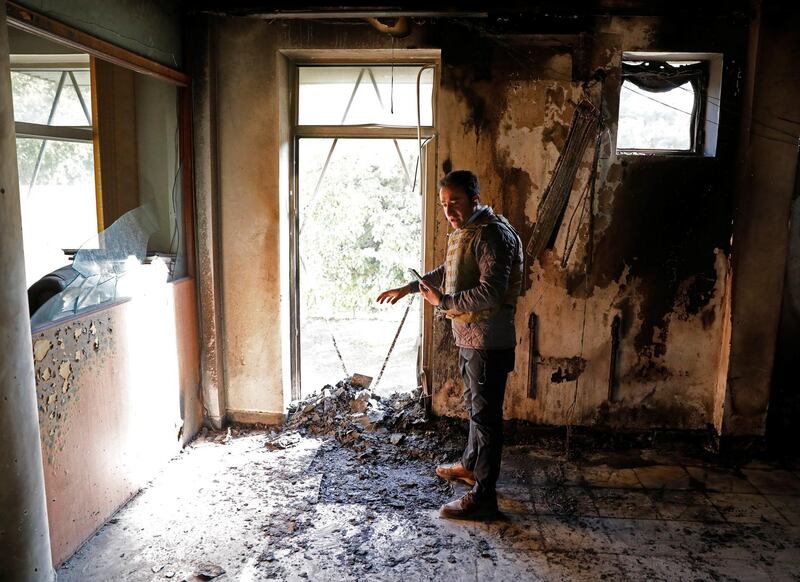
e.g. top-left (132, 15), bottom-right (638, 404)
top-left (439, 185), bottom-right (478, 229)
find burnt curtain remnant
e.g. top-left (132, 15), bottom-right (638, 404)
top-left (620, 60), bottom-right (708, 152)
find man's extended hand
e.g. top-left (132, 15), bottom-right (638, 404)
top-left (376, 284), bottom-right (412, 305)
top-left (419, 280), bottom-right (443, 307)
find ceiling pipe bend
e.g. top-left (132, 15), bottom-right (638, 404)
top-left (364, 16), bottom-right (411, 38)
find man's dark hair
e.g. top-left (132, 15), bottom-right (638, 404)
top-left (439, 170), bottom-right (480, 200)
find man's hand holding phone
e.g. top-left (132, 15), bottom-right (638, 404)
top-left (410, 268), bottom-right (443, 307)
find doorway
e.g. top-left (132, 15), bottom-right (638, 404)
top-left (291, 63), bottom-right (435, 399)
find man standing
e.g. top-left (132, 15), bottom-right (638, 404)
top-left (377, 169), bottom-right (523, 519)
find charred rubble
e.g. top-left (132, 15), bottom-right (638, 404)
top-left (269, 377), bottom-right (465, 465)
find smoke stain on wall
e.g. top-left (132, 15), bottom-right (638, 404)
top-left (589, 160), bottom-right (731, 359)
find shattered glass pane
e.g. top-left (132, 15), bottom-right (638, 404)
top-left (298, 138), bottom-right (423, 398)
top-left (30, 205), bottom-right (165, 327)
top-left (298, 66), bottom-right (434, 126)
top-left (72, 204), bottom-right (155, 275)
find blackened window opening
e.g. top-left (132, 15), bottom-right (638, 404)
top-left (620, 60), bottom-right (709, 152)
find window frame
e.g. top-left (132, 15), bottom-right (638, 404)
top-left (615, 51), bottom-right (723, 158)
top-left (11, 56), bottom-right (100, 233)
top-left (6, 3), bottom-right (196, 281)
top-left (286, 55), bottom-right (439, 402)
top-left (9, 53), bottom-right (104, 286)
top-left (11, 56), bottom-right (94, 134)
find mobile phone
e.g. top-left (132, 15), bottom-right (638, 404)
top-left (408, 268), bottom-right (423, 282)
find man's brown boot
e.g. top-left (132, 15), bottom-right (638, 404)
top-left (439, 490), bottom-right (499, 520)
top-left (435, 462), bottom-right (476, 485)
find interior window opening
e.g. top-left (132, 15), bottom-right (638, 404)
top-left (12, 62), bottom-right (97, 289)
top-left (618, 76), bottom-right (696, 151)
top-left (616, 56), bottom-right (718, 155)
top-left (10, 27), bottom-right (188, 325)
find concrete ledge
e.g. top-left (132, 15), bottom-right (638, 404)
top-left (226, 409), bottom-right (285, 426)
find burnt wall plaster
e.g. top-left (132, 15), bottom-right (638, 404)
top-left (429, 16), bottom-right (746, 431)
top-left (206, 13), bottom-right (752, 432)
top-left (33, 317), bottom-right (113, 467)
top-left (191, 15), bottom-right (227, 429)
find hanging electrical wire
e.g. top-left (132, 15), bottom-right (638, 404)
top-left (413, 64), bottom-right (436, 192)
top-left (373, 295), bottom-right (416, 391)
top-left (527, 99), bottom-right (600, 261)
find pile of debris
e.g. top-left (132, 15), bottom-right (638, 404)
top-left (268, 376), bottom-right (463, 463)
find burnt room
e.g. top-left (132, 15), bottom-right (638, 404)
top-left (1, 1), bottom-right (799, 580)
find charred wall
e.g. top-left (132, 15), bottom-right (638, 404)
top-left (428, 15), bottom-right (748, 431)
top-left (760, 3), bottom-right (800, 449)
top-left (205, 12), bottom-right (755, 432)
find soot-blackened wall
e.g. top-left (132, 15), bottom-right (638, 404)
top-left (202, 12), bottom-right (765, 434)
top-left (429, 16), bottom-right (747, 432)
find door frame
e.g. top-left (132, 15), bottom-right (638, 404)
top-left (284, 52), bottom-right (439, 401)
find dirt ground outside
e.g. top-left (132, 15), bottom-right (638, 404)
top-left (300, 304), bottom-right (421, 398)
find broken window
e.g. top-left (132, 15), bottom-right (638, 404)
top-left (11, 29), bottom-right (188, 324)
top-left (616, 54), bottom-right (722, 156)
top-left (29, 204), bottom-right (159, 327)
top-left (292, 64), bottom-right (435, 399)
top-left (297, 138), bottom-right (422, 397)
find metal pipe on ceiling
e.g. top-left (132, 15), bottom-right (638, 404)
top-left (363, 16), bottom-right (411, 37)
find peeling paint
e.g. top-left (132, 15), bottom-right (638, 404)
top-left (33, 317), bottom-right (114, 465)
top-left (546, 356), bottom-right (587, 383)
top-left (58, 361), bottom-right (71, 381)
top-left (33, 339), bottom-right (51, 362)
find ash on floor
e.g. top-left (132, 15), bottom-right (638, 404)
top-left (58, 380), bottom-right (800, 581)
